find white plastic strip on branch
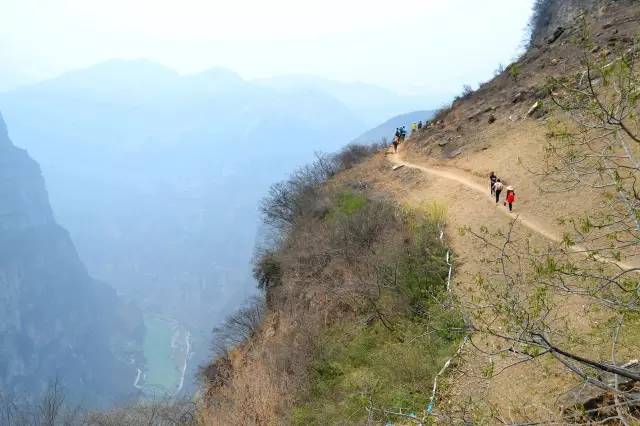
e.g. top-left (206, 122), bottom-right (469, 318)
top-left (424, 222), bottom-right (460, 418)
top-left (425, 336), bottom-right (468, 416)
top-left (445, 250), bottom-right (453, 292)
top-left (439, 224), bottom-right (453, 292)
top-left (375, 223), bottom-right (464, 425)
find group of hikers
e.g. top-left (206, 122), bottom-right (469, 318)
top-left (392, 121), bottom-right (428, 152)
top-left (389, 126), bottom-right (518, 213)
top-left (392, 127), bottom-right (407, 152)
top-left (489, 171), bottom-right (516, 212)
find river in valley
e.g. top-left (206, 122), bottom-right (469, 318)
top-left (136, 315), bottom-right (192, 397)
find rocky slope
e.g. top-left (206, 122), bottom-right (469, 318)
top-left (199, 0), bottom-right (640, 424)
top-left (0, 112), bottom-right (143, 406)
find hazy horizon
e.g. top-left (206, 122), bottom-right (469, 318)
top-left (0, 0), bottom-right (542, 411)
top-left (3, 0), bottom-right (535, 101)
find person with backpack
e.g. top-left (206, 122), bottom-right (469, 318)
top-left (504, 186), bottom-right (516, 212)
top-left (489, 172), bottom-right (497, 195)
top-left (418, 121), bottom-right (423, 130)
top-left (392, 136), bottom-right (399, 153)
top-left (493, 179), bottom-right (504, 203)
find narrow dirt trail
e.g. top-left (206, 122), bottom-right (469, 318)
top-left (388, 151), bottom-right (638, 271)
top-left (389, 152), bottom-right (562, 243)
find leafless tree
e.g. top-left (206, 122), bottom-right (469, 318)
top-left (210, 296), bottom-right (266, 357)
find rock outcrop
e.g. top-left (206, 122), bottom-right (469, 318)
top-left (530, 0), bottom-right (600, 45)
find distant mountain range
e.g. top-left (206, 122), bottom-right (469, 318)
top-left (256, 75), bottom-right (434, 127)
top-left (352, 110), bottom-right (436, 145)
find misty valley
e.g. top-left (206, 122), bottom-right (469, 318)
top-left (6, 1), bottom-right (621, 423)
top-left (0, 60), bottom-right (433, 408)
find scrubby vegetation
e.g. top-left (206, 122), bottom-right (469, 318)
top-left (208, 296), bottom-right (266, 358)
top-left (201, 141), bottom-right (464, 424)
top-left (0, 379), bottom-right (199, 426)
top-left (259, 143), bottom-right (384, 232)
top-left (290, 205), bottom-right (463, 423)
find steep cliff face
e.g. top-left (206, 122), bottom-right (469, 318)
top-left (0, 115), bottom-right (54, 231)
top-left (530, 0), bottom-right (603, 45)
top-left (0, 112), bottom-right (144, 406)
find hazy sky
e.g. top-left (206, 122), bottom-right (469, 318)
top-left (1, 0), bottom-right (534, 101)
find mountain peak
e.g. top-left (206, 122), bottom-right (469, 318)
top-left (192, 67), bottom-right (243, 81)
top-left (83, 58), bottom-right (177, 76)
top-left (186, 67), bottom-right (245, 89)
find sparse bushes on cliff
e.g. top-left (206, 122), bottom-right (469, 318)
top-left (0, 380), bottom-right (199, 426)
top-left (84, 400), bottom-right (199, 426)
top-left (260, 142), bottom-right (383, 230)
top-left (201, 137), bottom-right (464, 424)
top-left (260, 154), bottom-right (335, 229)
top-left (289, 197), bottom-right (463, 424)
top-left (204, 176), bottom-right (464, 423)
top-left (454, 84), bottom-right (474, 103)
top-left (224, 151), bottom-right (380, 375)
top-left (209, 296), bottom-right (266, 358)
top-left (332, 142), bottom-right (385, 171)
top-left (507, 62), bottom-right (522, 82)
top-left (252, 251), bottom-right (283, 290)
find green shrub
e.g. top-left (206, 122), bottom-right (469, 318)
top-left (290, 206), bottom-right (463, 424)
top-left (508, 62), bottom-right (522, 82)
top-left (333, 192), bottom-right (367, 216)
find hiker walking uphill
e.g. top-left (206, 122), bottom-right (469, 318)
top-left (489, 172), bottom-right (497, 195)
top-left (505, 186), bottom-right (516, 212)
top-left (493, 179), bottom-right (503, 203)
top-left (393, 128), bottom-right (401, 151)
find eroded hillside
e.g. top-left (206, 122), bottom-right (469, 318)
top-left (200, 1), bottom-right (640, 424)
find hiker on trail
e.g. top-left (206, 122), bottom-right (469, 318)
top-left (392, 136), bottom-right (399, 153)
top-left (395, 128), bottom-right (401, 140)
top-left (489, 172), bottom-right (497, 195)
top-left (505, 186), bottom-right (516, 212)
top-left (418, 120), bottom-right (423, 130)
top-left (400, 126), bottom-right (407, 142)
top-left (411, 122), bottom-right (418, 133)
top-left (493, 179), bottom-right (504, 203)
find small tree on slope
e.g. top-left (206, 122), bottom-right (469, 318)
top-left (463, 33), bottom-right (640, 423)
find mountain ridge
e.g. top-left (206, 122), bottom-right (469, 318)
top-left (0, 111), bottom-right (144, 407)
top-left (351, 109), bottom-right (436, 145)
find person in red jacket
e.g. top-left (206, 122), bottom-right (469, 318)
top-left (505, 186), bottom-right (516, 212)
